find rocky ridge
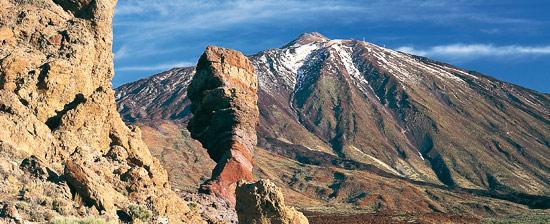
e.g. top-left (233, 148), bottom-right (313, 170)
top-left (0, 0), bottom-right (204, 223)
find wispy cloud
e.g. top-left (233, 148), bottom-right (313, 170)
top-left (115, 0), bottom-right (535, 24)
top-left (112, 0), bottom-right (372, 64)
top-left (116, 61), bottom-right (194, 72)
top-left (114, 0), bottom-right (363, 37)
top-left (397, 44), bottom-right (550, 59)
top-left (114, 45), bottom-right (128, 60)
top-left (114, 0), bottom-right (537, 42)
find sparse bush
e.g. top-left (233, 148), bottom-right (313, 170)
top-left (482, 215), bottom-right (550, 224)
top-left (52, 198), bottom-right (69, 215)
top-left (188, 202), bottom-right (198, 211)
top-left (50, 217), bottom-right (111, 224)
top-left (127, 204), bottom-right (152, 223)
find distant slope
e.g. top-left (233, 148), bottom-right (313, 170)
top-left (116, 33), bottom-right (550, 215)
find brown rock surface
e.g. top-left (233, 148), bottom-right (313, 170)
top-left (187, 45), bottom-right (259, 204)
top-left (236, 179), bottom-right (309, 224)
top-left (0, 0), bottom-right (204, 222)
top-left (0, 203), bottom-right (22, 222)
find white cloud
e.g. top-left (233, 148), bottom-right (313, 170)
top-left (113, 0), bottom-right (538, 44)
top-left (112, 0), bottom-right (546, 75)
top-left (112, 0), bottom-right (373, 63)
top-left (395, 46), bottom-right (428, 56)
top-left (396, 44), bottom-right (550, 59)
top-left (116, 61), bottom-right (194, 72)
top-left (114, 0), bottom-right (363, 35)
top-left (114, 45), bottom-right (128, 60)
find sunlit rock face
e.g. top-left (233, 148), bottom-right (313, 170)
top-left (236, 179), bottom-right (309, 224)
top-left (187, 45), bottom-right (259, 205)
top-left (0, 0), bottom-right (205, 223)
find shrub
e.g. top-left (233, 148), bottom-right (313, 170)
top-left (50, 217), bottom-right (111, 224)
top-left (127, 204), bottom-right (152, 223)
top-left (188, 202), bottom-right (198, 211)
top-left (482, 215), bottom-right (550, 224)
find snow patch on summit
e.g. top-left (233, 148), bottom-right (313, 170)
top-left (254, 43), bottom-right (322, 95)
top-left (282, 43), bottom-right (320, 78)
top-left (358, 42), bottom-right (470, 86)
top-left (329, 42), bottom-right (371, 96)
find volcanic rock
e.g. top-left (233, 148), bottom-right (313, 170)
top-left (0, 203), bottom-right (22, 222)
top-left (20, 155), bottom-right (58, 180)
top-left (187, 45), bottom-right (259, 205)
top-left (236, 179), bottom-right (309, 224)
top-left (0, 0), bottom-right (204, 222)
top-left (116, 33), bottom-right (550, 218)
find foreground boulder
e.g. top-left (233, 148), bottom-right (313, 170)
top-left (236, 179), bottom-right (309, 224)
top-left (187, 45), bottom-right (259, 204)
top-left (0, 0), bottom-right (203, 222)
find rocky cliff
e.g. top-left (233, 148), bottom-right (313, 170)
top-left (0, 0), bottom-right (204, 222)
top-left (188, 46), bottom-right (259, 205)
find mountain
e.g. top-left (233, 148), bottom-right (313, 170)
top-left (116, 33), bottom-right (550, 218)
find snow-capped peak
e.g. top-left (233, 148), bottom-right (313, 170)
top-left (282, 32), bottom-right (330, 48)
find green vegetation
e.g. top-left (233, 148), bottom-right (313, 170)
top-left (50, 217), bottom-right (112, 224)
top-left (128, 204), bottom-right (152, 223)
top-left (482, 215), bottom-right (550, 224)
top-left (188, 202), bottom-right (198, 211)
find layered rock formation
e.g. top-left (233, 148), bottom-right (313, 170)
top-left (236, 179), bottom-right (309, 224)
top-left (0, 0), bottom-right (204, 222)
top-left (187, 45), bottom-right (259, 205)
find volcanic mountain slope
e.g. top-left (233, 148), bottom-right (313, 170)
top-left (116, 33), bottom-right (550, 215)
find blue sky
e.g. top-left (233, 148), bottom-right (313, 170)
top-left (112, 0), bottom-right (550, 93)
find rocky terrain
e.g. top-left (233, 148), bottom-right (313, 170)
top-left (116, 33), bottom-right (550, 221)
top-left (236, 179), bottom-right (308, 224)
top-left (188, 46), bottom-right (259, 205)
top-left (0, 0), bottom-right (207, 223)
top-left (12, 0), bottom-right (548, 223)
top-left (0, 0), bottom-right (306, 222)
top-left (186, 45), bottom-right (308, 223)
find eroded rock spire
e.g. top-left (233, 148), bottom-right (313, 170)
top-left (187, 45), bottom-right (259, 205)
